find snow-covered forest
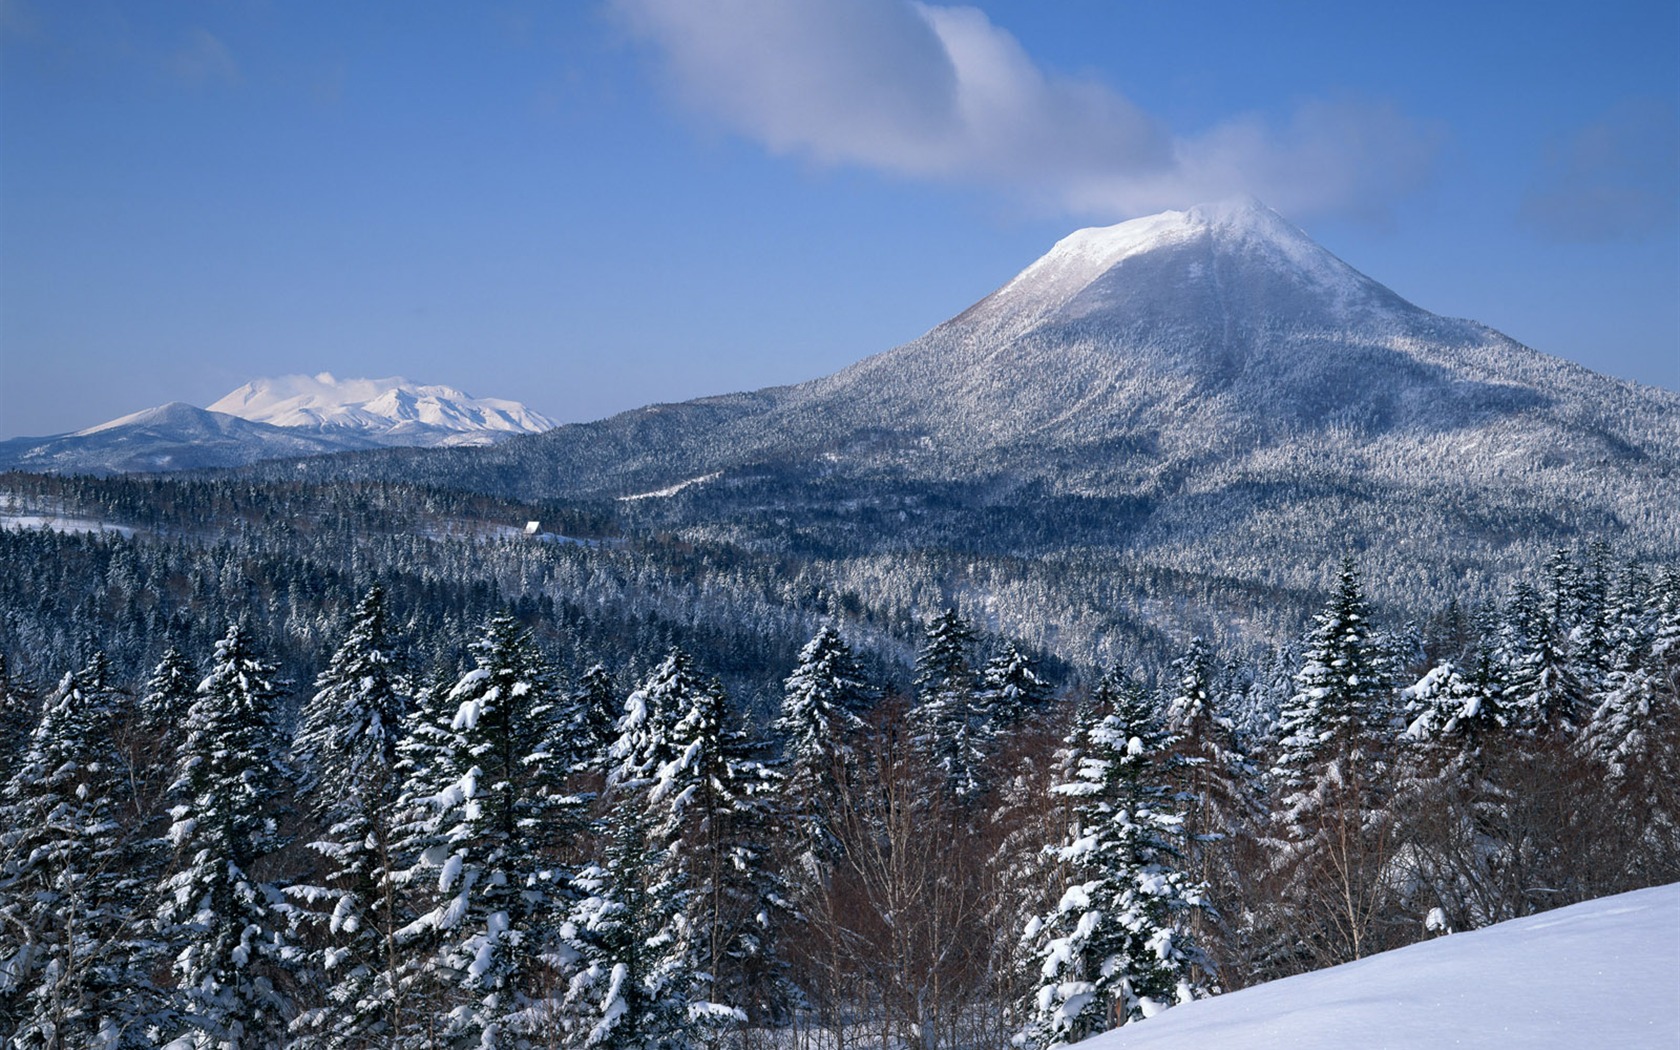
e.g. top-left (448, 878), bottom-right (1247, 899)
top-left (1, 532), bottom-right (1675, 1047)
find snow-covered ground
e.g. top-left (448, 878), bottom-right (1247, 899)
top-left (1084, 882), bottom-right (1680, 1050)
top-left (0, 512), bottom-right (135, 538)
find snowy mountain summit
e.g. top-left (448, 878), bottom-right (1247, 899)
top-left (967, 197), bottom-right (1399, 337)
top-left (209, 373), bottom-right (557, 447)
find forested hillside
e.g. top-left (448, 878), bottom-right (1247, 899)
top-left (2, 480), bottom-right (1675, 1046)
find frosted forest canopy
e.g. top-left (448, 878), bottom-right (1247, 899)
top-left (0, 465), bottom-right (1676, 1047)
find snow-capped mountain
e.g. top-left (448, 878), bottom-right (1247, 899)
top-left (209, 373), bottom-right (557, 447)
top-left (257, 198), bottom-right (1680, 651)
top-left (0, 376), bottom-right (556, 476)
top-left (0, 403), bottom-right (367, 476)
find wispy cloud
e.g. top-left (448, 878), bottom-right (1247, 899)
top-left (1520, 99), bottom-right (1680, 243)
top-left (612, 0), bottom-right (1440, 221)
top-left (169, 27), bottom-right (240, 87)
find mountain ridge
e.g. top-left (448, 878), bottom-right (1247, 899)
top-left (209, 372), bottom-right (557, 443)
top-left (0, 376), bottom-right (558, 475)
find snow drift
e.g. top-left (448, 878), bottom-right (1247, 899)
top-left (1081, 882), bottom-right (1680, 1050)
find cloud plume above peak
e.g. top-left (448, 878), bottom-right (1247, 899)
top-left (613, 0), bottom-right (1440, 221)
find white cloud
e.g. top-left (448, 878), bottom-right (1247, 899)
top-left (612, 0), bottom-right (1439, 221)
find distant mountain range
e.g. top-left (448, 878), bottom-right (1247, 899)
top-left (8, 201), bottom-right (1676, 654)
top-left (0, 374), bottom-right (557, 475)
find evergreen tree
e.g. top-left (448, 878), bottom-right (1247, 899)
top-left (392, 614), bottom-right (575, 1047)
top-left (912, 610), bottom-right (987, 801)
top-left (1583, 568), bottom-right (1680, 875)
top-left (610, 649), bottom-right (706, 789)
top-left (0, 653), bottom-right (38, 788)
top-left (1501, 554), bottom-right (1594, 735)
top-left (980, 641), bottom-right (1051, 736)
top-left (567, 663), bottom-right (621, 777)
top-left (1401, 650), bottom-right (1507, 757)
top-left (558, 807), bottom-right (689, 1050)
top-left (1025, 674), bottom-right (1207, 1048)
top-left (1161, 639), bottom-right (1259, 976)
top-left (775, 626), bottom-right (869, 872)
top-left (1267, 561), bottom-right (1398, 968)
top-left (136, 646), bottom-right (198, 811)
top-left (288, 587), bottom-right (413, 1049)
top-left (159, 623), bottom-right (294, 1047)
top-left (0, 654), bottom-right (151, 1047)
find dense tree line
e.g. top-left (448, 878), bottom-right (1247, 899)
top-left (1, 543), bottom-right (1675, 1047)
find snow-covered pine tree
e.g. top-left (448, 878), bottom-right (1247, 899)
top-left (159, 622), bottom-right (294, 1048)
top-left (775, 626), bottom-right (870, 873)
top-left (392, 614), bottom-right (576, 1047)
top-left (1394, 645), bottom-right (1511, 921)
top-left (1024, 673), bottom-right (1207, 1048)
top-left (980, 641), bottom-right (1051, 737)
top-left (567, 663), bottom-right (620, 778)
top-left (384, 664), bottom-right (464, 1042)
top-left (1500, 555), bottom-right (1594, 736)
top-left (1267, 559), bottom-right (1398, 968)
top-left (558, 806), bottom-right (689, 1050)
top-left (287, 586), bottom-right (413, 1049)
top-left (912, 609), bottom-right (988, 801)
top-left (0, 653), bottom-right (152, 1047)
top-left (1582, 567), bottom-right (1680, 874)
top-left (136, 646), bottom-right (198, 811)
top-left (1161, 638), bottom-right (1260, 978)
top-left (610, 648), bottom-right (706, 789)
top-left (655, 677), bottom-right (785, 1031)
top-left (0, 653), bottom-right (36, 788)
top-left (1401, 650), bottom-right (1508, 759)
top-left (604, 651), bottom-right (786, 1036)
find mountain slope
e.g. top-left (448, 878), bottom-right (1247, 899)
top-left (1084, 882), bottom-right (1680, 1050)
top-left (248, 200), bottom-right (1679, 655)
top-left (0, 403), bottom-right (368, 476)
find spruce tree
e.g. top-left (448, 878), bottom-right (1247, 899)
top-left (1025, 674), bottom-right (1206, 1048)
top-left (567, 663), bottom-right (621, 777)
top-left (610, 649), bottom-right (706, 789)
top-left (1161, 639), bottom-right (1259, 974)
top-left (980, 641), bottom-right (1051, 737)
top-left (392, 614), bottom-right (575, 1047)
top-left (0, 654), bottom-right (151, 1047)
top-left (288, 587), bottom-right (413, 1049)
top-left (558, 807), bottom-right (689, 1050)
top-left (159, 623), bottom-right (294, 1047)
top-left (912, 609), bottom-right (987, 801)
top-left (775, 626), bottom-right (869, 872)
top-left (1583, 568), bottom-right (1680, 874)
top-left (1267, 560), bottom-right (1398, 968)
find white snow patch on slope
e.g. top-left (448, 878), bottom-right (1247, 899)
top-left (617, 473), bottom-right (722, 502)
top-left (1080, 882), bottom-right (1680, 1050)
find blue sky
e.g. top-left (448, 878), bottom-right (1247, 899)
top-left (2, 0), bottom-right (1676, 438)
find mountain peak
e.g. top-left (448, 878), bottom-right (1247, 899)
top-left (958, 199), bottom-right (1405, 336)
top-left (207, 374), bottom-right (558, 442)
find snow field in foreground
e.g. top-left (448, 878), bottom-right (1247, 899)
top-left (1082, 881), bottom-right (1680, 1050)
